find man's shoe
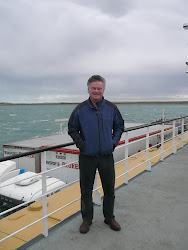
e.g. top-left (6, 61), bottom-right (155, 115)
top-left (104, 219), bottom-right (121, 231)
top-left (79, 221), bottom-right (92, 234)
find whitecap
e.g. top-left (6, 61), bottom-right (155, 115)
top-left (12, 128), bottom-right (22, 131)
top-left (31, 120), bottom-right (49, 123)
top-left (9, 114), bottom-right (17, 116)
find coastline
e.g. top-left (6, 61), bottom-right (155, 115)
top-left (1, 101), bottom-right (188, 106)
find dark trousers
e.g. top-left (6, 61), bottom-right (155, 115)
top-left (79, 154), bottom-right (115, 222)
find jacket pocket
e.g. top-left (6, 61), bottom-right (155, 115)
top-left (77, 141), bottom-right (85, 152)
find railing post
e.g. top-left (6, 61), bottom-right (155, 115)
top-left (146, 126), bottom-right (151, 171)
top-left (41, 151), bottom-right (48, 238)
top-left (93, 173), bottom-right (101, 205)
top-left (181, 117), bottom-right (184, 148)
top-left (160, 122), bottom-right (164, 161)
top-left (124, 131), bottom-right (128, 184)
top-left (59, 121), bottom-right (63, 134)
top-left (173, 120), bottom-right (177, 154)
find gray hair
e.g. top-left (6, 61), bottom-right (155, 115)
top-left (87, 75), bottom-right (106, 89)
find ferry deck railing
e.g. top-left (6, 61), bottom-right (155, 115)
top-left (0, 115), bottom-right (188, 243)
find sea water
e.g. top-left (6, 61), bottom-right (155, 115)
top-left (0, 103), bottom-right (188, 158)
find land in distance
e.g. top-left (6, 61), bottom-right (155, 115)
top-left (1, 101), bottom-right (188, 106)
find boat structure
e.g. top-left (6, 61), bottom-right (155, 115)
top-left (2, 122), bottom-right (177, 185)
top-left (0, 160), bottom-right (66, 209)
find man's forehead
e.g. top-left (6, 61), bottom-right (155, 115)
top-left (89, 81), bottom-right (103, 87)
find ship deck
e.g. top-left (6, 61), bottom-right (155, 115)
top-left (24, 144), bottom-right (188, 250)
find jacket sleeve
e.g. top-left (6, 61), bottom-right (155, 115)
top-left (112, 107), bottom-right (124, 148)
top-left (68, 109), bottom-right (85, 152)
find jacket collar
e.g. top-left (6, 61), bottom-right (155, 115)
top-left (87, 97), bottom-right (105, 109)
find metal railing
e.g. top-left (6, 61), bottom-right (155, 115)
top-left (0, 115), bottom-right (188, 243)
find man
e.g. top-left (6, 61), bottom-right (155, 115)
top-left (68, 75), bottom-right (124, 234)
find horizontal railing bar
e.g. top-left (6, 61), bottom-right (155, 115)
top-left (1, 167), bottom-right (101, 216)
top-left (0, 180), bottom-right (67, 216)
top-left (122, 136), bottom-right (188, 174)
top-left (0, 141), bottom-right (75, 162)
top-left (96, 134), bottom-right (188, 189)
top-left (117, 127), bottom-right (176, 148)
top-left (39, 160), bottom-right (78, 175)
top-left (123, 115), bottom-right (188, 132)
top-left (114, 158), bottom-right (125, 165)
top-left (108, 132), bottom-right (186, 166)
top-left (0, 169), bottom-right (84, 217)
top-left (0, 196), bottom-right (81, 243)
top-left (0, 173), bottom-right (80, 217)
top-left (116, 130), bottom-right (174, 152)
top-left (0, 160), bottom-right (79, 189)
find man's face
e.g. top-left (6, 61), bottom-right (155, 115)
top-left (88, 81), bottom-right (104, 103)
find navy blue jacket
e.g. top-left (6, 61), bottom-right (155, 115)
top-left (68, 97), bottom-right (124, 157)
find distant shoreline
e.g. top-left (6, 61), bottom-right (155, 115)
top-left (1, 101), bottom-right (188, 106)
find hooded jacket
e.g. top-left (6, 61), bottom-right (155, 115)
top-left (68, 97), bottom-right (124, 157)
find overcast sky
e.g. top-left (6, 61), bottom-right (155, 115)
top-left (0, 0), bottom-right (188, 103)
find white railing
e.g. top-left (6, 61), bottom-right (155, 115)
top-left (54, 118), bottom-right (68, 134)
top-left (0, 116), bottom-right (188, 244)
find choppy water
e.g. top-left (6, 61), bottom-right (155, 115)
top-left (0, 103), bottom-right (188, 158)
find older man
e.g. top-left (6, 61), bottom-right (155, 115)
top-left (68, 75), bottom-right (124, 234)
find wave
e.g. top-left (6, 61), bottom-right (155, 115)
top-left (31, 120), bottom-right (50, 123)
top-left (12, 128), bottom-right (22, 131)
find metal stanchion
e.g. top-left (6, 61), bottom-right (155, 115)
top-left (124, 132), bottom-right (128, 184)
top-left (41, 151), bottom-right (48, 238)
top-left (161, 123), bottom-right (164, 161)
top-left (146, 126), bottom-right (151, 171)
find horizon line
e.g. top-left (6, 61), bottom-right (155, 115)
top-left (1, 101), bottom-right (188, 105)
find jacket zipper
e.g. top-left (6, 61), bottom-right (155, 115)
top-left (96, 110), bottom-right (101, 155)
top-left (101, 114), bottom-right (103, 130)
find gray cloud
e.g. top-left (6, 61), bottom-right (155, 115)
top-left (0, 0), bottom-right (188, 103)
top-left (68, 0), bottom-right (135, 17)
